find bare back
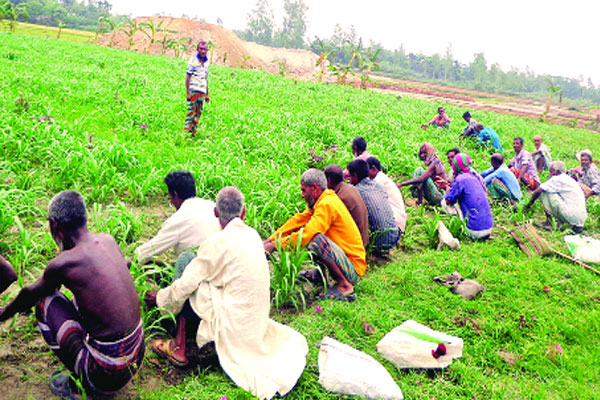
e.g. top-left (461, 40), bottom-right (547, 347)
top-left (46, 232), bottom-right (140, 340)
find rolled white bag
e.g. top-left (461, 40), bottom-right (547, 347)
top-left (318, 336), bottom-right (403, 400)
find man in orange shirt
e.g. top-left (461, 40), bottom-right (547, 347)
top-left (264, 169), bottom-right (366, 301)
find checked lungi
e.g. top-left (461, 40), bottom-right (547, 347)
top-left (307, 233), bottom-right (360, 285)
top-left (36, 292), bottom-right (145, 395)
top-left (184, 90), bottom-right (205, 135)
top-left (487, 178), bottom-right (513, 200)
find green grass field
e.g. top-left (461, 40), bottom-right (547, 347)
top-left (1, 31), bottom-right (600, 399)
top-left (0, 20), bottom-right (95, 43)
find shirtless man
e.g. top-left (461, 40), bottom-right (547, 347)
top-left (0, 191), bottom-right (144, 398)
top-left (0, 255), bottom-right (17, 294)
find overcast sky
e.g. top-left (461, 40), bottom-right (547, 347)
top-left (111, 0), bottom-right (599, 85)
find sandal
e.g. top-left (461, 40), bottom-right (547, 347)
top-left (299, 268), bottom-right (326, 286)
top-left (152, 338), bottom-right (188, 368)
top-left (50, 371), bottom-right (78, 400)
top-left (320, 286), bottom-right (356, 302)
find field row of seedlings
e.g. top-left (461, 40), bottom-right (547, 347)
top-left (1, 32), bottom-right (600, 399)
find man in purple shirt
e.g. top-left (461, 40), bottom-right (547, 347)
top-left (508, 137), bottom-right (540, 190)
top-left (444, 154), bottom-right (494, 239)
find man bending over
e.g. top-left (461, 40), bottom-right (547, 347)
top-left (0, 191), bottom-right (144, 398)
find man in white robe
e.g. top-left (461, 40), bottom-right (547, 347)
top-left (146, 187), bottom-right (308, 399)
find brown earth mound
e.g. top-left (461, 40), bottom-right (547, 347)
top-left (99, 16), bottom-right (320, 79)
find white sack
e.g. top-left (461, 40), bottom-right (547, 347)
top-left (437, 220), bottom-right (460, 250)
top-left (564, 235), bottom-right (600, 264)
top-left (318, 336), bottom-right (403, 400)
top-left (377, 320), bottom-right (463, 369)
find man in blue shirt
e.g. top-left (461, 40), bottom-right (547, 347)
top-left (481, 154), bottom-right (522, 203)
top-left (475, 124), bottom-right (503, 152)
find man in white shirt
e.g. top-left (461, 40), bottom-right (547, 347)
top-left (137, 170), bottom-right (220, 360)
top-left (184, 41), bottom-right (210, 136)
top-left (367, 157), bottom-right (407, 232)
top-left (136, 170), bottom-right (221, 271)
top-left (145, 187), bottom-right (308, 399)
top-left (524, 161), bottom-right (587, 232)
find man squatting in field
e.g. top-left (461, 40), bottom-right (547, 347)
top-left (136, 170), bottom-right (221, 367)
top-left (0, 191), bottom-right (144, 398)
top-left (264, 169), bottom-right (366, 302)
top-left (185, 41), bottom-right (210, 136)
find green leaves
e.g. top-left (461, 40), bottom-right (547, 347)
top-left (269, 229), bottom-right (313, 312)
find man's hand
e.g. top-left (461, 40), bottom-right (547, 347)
top-left (263, 240), bottom-right (276, 255)
top-left (205, 94), bottom-right (210, 103)
top-left (144, 291), bottom-right (158, 309)
top-left (186, 92), bottom-right (192, 101)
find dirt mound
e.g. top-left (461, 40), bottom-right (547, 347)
top-left (99, 16), bottom-right (320, 79)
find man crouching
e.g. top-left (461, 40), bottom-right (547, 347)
top-left (0, 190), bottom-right (144, 398)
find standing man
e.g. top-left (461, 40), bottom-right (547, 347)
top-left (185, 41), bottom-right (210, 137)
top-left (509, 137), bottom-right (540, 190)
top-left (0, 191), bottom-right (144, 398)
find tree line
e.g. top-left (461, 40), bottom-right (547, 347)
top-left (4, 0), bottom-right (127, 32)
top-left (238, 0), bottom-right (600, 105)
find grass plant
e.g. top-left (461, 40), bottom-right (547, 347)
top-left (0, 31), bottom-right (599, 399)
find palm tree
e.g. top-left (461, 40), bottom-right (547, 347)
top-left (314, 38), bottom-right (336, 82)
top-left (56, 19), bottom-right (66, 39)
top-left (338, 40), bottom-right (362, 85)
top-left (541, 79), bottom-right (563, 122)
top-left (121, 19), bottom-right (140, 50)
top-left (2, 1), bottom-right (29, 33)
top-left (94, 16), bottom-right (110, 44)
top-left (140, 19), bottom-right (166, 53)
top-left (359, 48), bottom-right (381, 90)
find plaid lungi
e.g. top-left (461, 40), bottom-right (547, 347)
top-left (184, 90), bottom-right (205, 134)
top-left (36, 292), bottom-right (144, 395)
top-left (487, 178), bottom-right (512, 200)
top-left (307, 233), bottom-right (359, 285)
